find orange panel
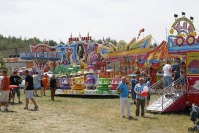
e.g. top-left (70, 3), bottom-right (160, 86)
top-left (26, 62), bottom-right (33, 68)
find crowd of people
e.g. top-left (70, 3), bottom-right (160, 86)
top-left (0, 70), bottom-right (60, 112)
top-left (162, 58), bottom-right (186, 97)
top-left (116, 76), bottom-right (151, 119)
top-left (0, 57), bottom-right (186, 116)
top-left (116, 57), bottom-right (186, 119)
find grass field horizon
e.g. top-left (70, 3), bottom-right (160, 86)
top-left (0, 90), bottom-right (193, 133)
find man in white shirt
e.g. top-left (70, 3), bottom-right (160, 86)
top-left (162, 59), bottom-right (173, 88)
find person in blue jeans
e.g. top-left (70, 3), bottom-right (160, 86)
top-left (130, 76), bottom-right (138, 105)
top-left (172, 58), bottom-right (181, 91)
top-left (162, 59), bottom-right (173, 88)
top-left (117, 77), bottom-right (133, 119)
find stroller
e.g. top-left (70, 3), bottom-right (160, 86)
top-left (188, 103), bottom-right (199, 133)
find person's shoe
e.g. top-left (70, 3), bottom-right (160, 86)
top-left (34, 106), bottom-right (39, 111)
top-left (5, 107), bottom-right (9, 112)
top-left (170, 94), bottom-right (175, 97)
top-left (128, 116), bottom-right (133, 119)
top-left (19, 101), bottom-right (22, 104)
top-left (24, 107), bottom-right (28, 110)
top-left (165, 94), bottom-right (171, 98)
top-left (36, 94), bottom-right (39, 97)
top-left (121, 116), bottom-right (125, 118)
top-left (10, 102), bottom-right (15, 105)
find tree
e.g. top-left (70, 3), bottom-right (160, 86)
top-left (59, 40), bottom-right (65, 45)
top-left (97, 39), bottom-right (102, 44)
top-left (0, 55), bottom-right (7, 71)
top-left (49, 40), bottom-right (57, 46)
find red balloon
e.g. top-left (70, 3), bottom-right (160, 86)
top-left (141, 91), bottom-right (147, 97)
top-left (9, 85), bottom-right (19, 89)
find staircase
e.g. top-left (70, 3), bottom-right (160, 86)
top-left (149, 78), bottom-right (164, 94)
top-left (146, 76), bottom-right (186, 113)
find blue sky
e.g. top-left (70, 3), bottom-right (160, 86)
top-left (0, 0), bottom-right (199, 44)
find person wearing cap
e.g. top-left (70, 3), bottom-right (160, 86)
top-left (134, 78), bottom-right (146, 117)
top-left (117, 77), bottom-right (133, 119)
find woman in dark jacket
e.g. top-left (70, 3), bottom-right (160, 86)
top-left (50, 75), bottom-right (59, 101)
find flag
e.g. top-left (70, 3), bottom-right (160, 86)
top-left (137, 28), bottom-right (145, 39)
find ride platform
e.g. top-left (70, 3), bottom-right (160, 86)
top-left (55, 89), bottom-right (119, 96)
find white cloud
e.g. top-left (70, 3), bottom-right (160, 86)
top-left (0, 0), bottom-right (199, 44)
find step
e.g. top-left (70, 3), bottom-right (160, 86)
top-left (146, 92), bottom-right (185, 112)
top-left (146, 96), bottom-right (176, 112)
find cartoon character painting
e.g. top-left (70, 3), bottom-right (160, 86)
top-left (67, 48), bottom-right (75, 65)
top-left (86, 44), bottom-right (92, 63)
top-left (76, 43), bottom-right (85, 63)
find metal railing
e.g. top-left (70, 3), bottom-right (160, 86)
top-left (161, 76), bottom-right (185, 111)
top-left (149, 78), bottom-right (164, 94)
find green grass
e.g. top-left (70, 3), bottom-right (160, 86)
top-left (0, 90), bottom-right (192, 133)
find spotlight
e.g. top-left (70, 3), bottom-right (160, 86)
top-left (174, 14), bottom-right (178, 18)
top-left (182, 12), bottom-right (185, 16)
top-left (190, 16), bottom-right (194, 21)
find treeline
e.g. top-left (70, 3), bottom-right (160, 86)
top-left (0, 34), bottom-right (58, 51)
top-left (0, 34), bottom-right (118, 51)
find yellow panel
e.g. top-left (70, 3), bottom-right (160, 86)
top-left (102, 48), bottom-right (151, 59)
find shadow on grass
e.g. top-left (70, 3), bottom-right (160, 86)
top-left (160, 107), bottom-right (191, 116)
top-left (9, 102), bottom-right (23, 106)
top-left (0, 110), bottom-right (17, 113)
top-left (131, 117), bottom-right (139, 121)
top-left (142, 116), bottom-right (158, 120)
top-left (55, 94), bottom-right (119, 99)
top-left (28, 109), bottom-right (38, 111)
top-left (146, 105), bottom-right (191, 117)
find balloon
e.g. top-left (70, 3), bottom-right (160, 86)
top-left (141, 91), bottom-right (147, 97)
top-left (10, 85), bottom-right (19, 89)
top-left (143, 86), bottom-right (149, 92)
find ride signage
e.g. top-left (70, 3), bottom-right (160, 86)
top-left (68, 36), bottom-right (92, 42)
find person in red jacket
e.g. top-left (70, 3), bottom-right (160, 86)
top-left (0, 71), bottom-right (10, 111)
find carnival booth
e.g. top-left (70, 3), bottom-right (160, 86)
top-left (20, 44), bottom-right (62, 75)
top-left (146, 13), bottom-right (199, 113)
top-left (52, 35), bottom-right (119, 96)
